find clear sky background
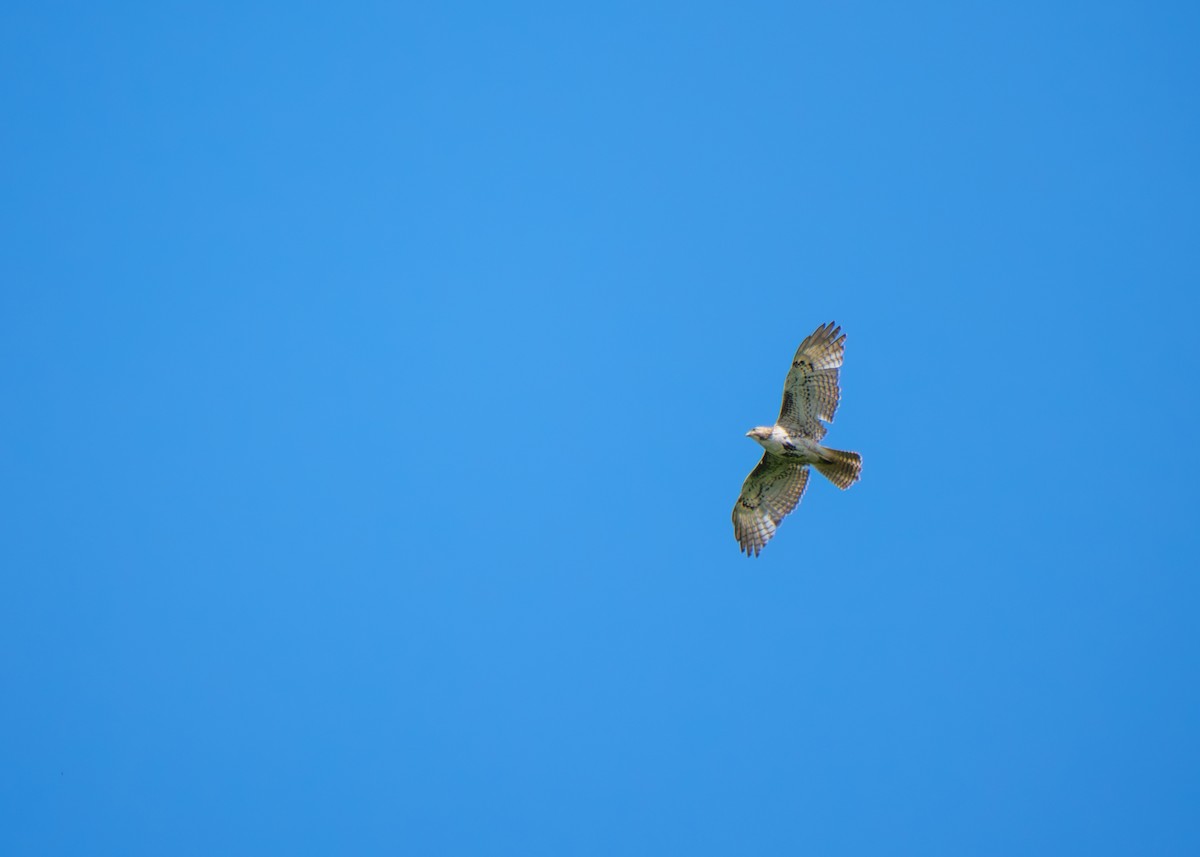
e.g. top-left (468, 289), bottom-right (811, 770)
top-left (3, 2), bottom-right (1198, 854)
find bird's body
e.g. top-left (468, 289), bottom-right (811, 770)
top-left (732, 322), bottom-right (862, 556)
top-left (746, 425), bottom-right (826, 462)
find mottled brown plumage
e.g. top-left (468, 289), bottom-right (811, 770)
top-left (733, 322), bottom-right (862, 557)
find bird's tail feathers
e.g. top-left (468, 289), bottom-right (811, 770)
top-left (814, 447), bottom-right (862, 489)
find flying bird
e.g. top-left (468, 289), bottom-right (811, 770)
top-left (732, 321), bottom-right (862, 556)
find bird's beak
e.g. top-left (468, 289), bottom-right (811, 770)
top-left (745, 430), bottom-right (754, 438)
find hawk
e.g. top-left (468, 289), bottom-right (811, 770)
top-left (732, 321), bottom-right (862, 556)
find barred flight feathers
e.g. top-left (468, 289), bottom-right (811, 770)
top-left (814, 448), bottom-right (863, 490)
top-left (777, 321), bottom-right (845, 441)
top-left (732, 455), bottom-right (810, 557)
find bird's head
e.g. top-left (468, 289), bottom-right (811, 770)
top-left (746, 426), bottom-right (773, 445)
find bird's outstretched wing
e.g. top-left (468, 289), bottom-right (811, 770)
top-left (776, 321), bottom-right (846, 441)
top-left (732, 455), bottom-right (810, 557)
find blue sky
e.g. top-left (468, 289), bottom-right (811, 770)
top-left (3, 2), bottom-right (1199, 854)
